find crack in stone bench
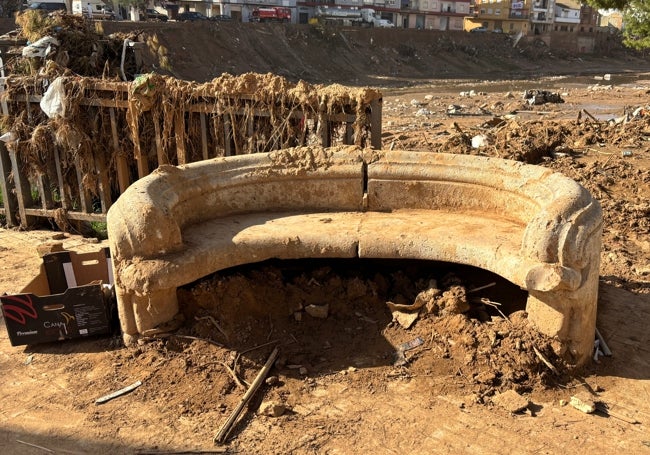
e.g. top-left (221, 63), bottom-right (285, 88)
top-left (107, 147), bottom-right (602, 366)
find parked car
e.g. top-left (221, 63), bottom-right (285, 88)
top-left (376, 19), bottom-right (395, 28)
top-left (177, 11), bottom-right (208, 21)
top-left (27, 2), bottom-right (67, 14)
top-left (210, 15), bottom-right (232, 22)
top-left (144, 8), bottom-right (168, 22)
top-left (87, 6), bottom-right (115, 20)
top-left (470, 26), bottom-right (488, 33)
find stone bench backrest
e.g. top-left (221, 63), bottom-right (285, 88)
top-left (108, 148), bottom-right (600, 272)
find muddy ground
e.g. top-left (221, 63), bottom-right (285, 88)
top-left (1, 19), bottom-right (650, 455)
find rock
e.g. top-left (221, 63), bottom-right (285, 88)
top-left (265, 376), bottom-right (279, 386)
top-left (570, 394), bottom-right (596, 414)
top-left (391, 310), bottom-right (419, 329)
top-left (492, 389), bottom-right (529, 413)
top-left (259, 401), bottom-right (286, 417)
top-left (305, 304), bottom-right (329, 319)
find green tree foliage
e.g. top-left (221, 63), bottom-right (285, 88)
top-left (587, 0), bottom-right (650, 49)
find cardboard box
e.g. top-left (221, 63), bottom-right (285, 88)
top-left (1, 248), bottom-right (115, 346)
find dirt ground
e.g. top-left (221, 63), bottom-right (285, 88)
top-left (1, 19), bottom-right (650, 455)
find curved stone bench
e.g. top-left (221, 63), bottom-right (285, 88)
top-left (107, 146), bottom-right (602, 366)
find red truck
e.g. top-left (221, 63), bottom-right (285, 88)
top-left (250, 7), bottom-right (291, 23)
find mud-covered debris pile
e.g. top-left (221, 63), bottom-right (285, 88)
top-left (174, 260), bottom-right (569, 404)
top-left (9, 11), bottom-right (140, 78)
top-left (385, 104), bottom-right (650, 165)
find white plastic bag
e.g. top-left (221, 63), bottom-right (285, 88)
top-left (22, 36), bottom-right (59, 59)
top-left (40, 77), bottom-right (66, 119)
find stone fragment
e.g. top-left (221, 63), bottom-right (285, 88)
top-left (570, 394), bottom-right (596, 414)
top-left (305, 304), bottom-right (329, 319)
top-left (492, 389), bottom-right (529, 413)
top-left (391, 310), bottom-right (419, 329)
top-left (259, 401), bottom-right (286, 417)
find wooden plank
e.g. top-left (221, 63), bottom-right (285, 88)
top-left (74, 155), bottom-right (93, 214)
top-left (344, 123), bottom-right (354, 145)
top-left (95, 150), bottom-right (111, 214)
top-left (223, 114), bottom-right (232, 157)
top-left (319, 114), bottom-right (331, 147)
top-left (200, 112), bottom-right (209, 161)
top-left (0, 142), bottom-right (18, 227)
top-left (175, 109), bottom-right (187, 165)
top-left (247, 115), bottom-right (255, 153)
top-left (153, 115), bottom-right (166, 165)
top-left (23, 208), bottom-right (106, 223)
top-left (36, 174), bottom-right (54, 210)
top-left (15, 94), bottom-right (129, 109)
top-left (53, 147), bottom-right (70, 210)
top-left (127, 108), bottom-right (148, 178)
top-left (230, 113), bottom-right (241, 156)
top-left (8, 149), bottom-right (35, 227)
top-left (370, 98), bottom-right (383, 150)
top-left (110, 108), bottom-right (130, 193)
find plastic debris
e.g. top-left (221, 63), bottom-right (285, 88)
top-left (394, 336), bottom-right (424, 366)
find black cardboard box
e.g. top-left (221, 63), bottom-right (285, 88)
top-left (1, 248), bottom-right (115, 346)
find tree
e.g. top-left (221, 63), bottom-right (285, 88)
top-left (587, 0), bottom-right (650, 49)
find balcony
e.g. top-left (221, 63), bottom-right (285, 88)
top-left (509, 8), bottom-right (528, 19)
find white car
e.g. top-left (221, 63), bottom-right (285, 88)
top-left (376, 19), bottom-right (395, 28)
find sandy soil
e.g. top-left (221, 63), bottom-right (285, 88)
top-left (1, 20), bottom-right (650, 455)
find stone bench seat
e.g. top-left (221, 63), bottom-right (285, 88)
top-left (119, 209), bottom-right (540, 294)
top-left (107, 147), bottom-right (602, 366)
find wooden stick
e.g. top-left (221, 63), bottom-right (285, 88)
top-left (16, 439), bottom-right (54, 453)
top-left (195, 315), bottom-right (228, 340)
top-left (218, 361), bottom-right (247, 389)
top-left (595, 328), bottom-right (612, 356)
top-left (173, 335), bottom-right (224, 348)
top-left (214, 347), bottom-right (279, 443)
top-left (533, 346), bottom-right (559, 376)
top-left (467, 282), bottom-right (497, 293)
top-left (582, 109), bottom-right (600, 123)
top-left (595, 402), bottom-right (639, 424)
top-left (95, 380), bottom-right (142, 404)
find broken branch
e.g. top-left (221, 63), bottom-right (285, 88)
top-left (533, 346), bottom-right (559, 376)
top-left (195, 315), bottom-right (229, 340)
top-left (467, 282), bottom-right (497, 293)
top-left (214, 347), bottom-right (279, 444)
top-left (95, 380), bottom-right (143, 404)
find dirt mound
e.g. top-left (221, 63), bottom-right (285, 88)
top-left (175, 259), bottom-right (566, 400)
